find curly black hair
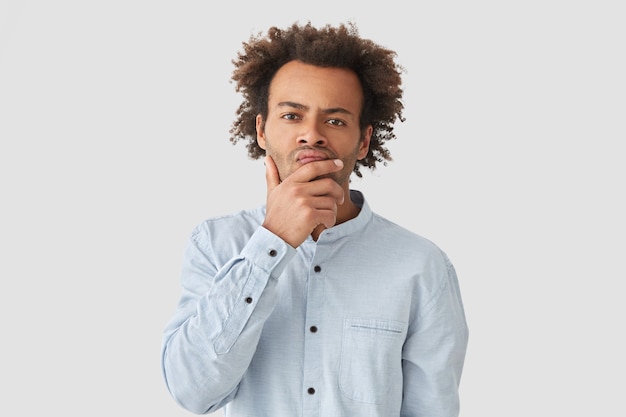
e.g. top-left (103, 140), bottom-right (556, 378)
top-left (229, 22), bottom-right (405, 177)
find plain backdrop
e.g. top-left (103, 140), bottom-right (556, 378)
top-left (1, 1), bottom-right (624, 416)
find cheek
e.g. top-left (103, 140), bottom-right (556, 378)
top-left (267, 153), bottom-right (293, 181)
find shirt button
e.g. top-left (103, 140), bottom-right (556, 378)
top-left (245, 297), bottom-right (253, 304)
top-left (307, 387), bottom-right (316, 395)
top-left (310, 326), bottom-right (318, 333)
top-left (268, 249), bottom-right (277, 257)
top-left (313, 265), bottom-right (321, 273)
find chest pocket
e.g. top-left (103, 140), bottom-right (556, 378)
top-left (339, 317), bottom-right (407, 404)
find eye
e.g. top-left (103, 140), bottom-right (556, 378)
top-left (280, 113), bottom-right (301, 121)
top-left (327, 118), bottom-right (346, 127)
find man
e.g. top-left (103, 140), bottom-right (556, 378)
top-left (161, 22), bottom-right (469, 417)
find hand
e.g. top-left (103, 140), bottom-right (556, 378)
top-left (262, 155), bottom-right (345, 248)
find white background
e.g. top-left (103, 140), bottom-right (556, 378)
top-left (1, 1), bottom-right (624, 416)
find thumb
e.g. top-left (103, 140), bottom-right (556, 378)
top-left (264, 155), bottom-right (281, 194)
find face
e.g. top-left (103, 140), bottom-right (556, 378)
top-left (256, 60), bottom-right (372, 186)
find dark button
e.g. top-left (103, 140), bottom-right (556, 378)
top-left (310, 326), bottom-right (318, 333)
top-left (245, 297), bottom-right (253, 304)
top-left (313, 265), bottom-right (321, 273)
top-left (268, 249), bottom-right (277, 257)
top-left (307, 387), bottom-right (316, 395)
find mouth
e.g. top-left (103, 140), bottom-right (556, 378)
top-left (296, 149), bottom-right (332, 165)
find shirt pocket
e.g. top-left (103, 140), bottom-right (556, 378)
top-left (339, 317), bottom-right (407, 404)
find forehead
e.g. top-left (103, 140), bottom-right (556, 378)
top-left (268, 60), bottom-right (363, 111)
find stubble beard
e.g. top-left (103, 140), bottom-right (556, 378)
top-left (280, 147), bottom-right (355, 185)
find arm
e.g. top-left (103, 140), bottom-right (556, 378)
top-left (160, 225), bottom-right (295, 414)
top-left (161, 155), bottom-right (345, 414)
top-left (401, 253), bottom-right (469, 417)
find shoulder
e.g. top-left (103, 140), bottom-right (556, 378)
top-left (369, 212), bottom-right (445, 259)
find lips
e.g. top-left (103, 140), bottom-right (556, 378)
top-left (296, 149), bottom-right (331, 165)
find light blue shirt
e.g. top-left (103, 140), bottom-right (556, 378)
top-left (161, 190), bottom-right (468, 417)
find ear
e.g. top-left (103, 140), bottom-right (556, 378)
top-left (256, 114), bottom-right (266, 150)
top-left (357, 125), bottom-right (373, 160)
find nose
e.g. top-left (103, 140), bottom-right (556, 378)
top-left (297, 120), bottom-right (327, 147)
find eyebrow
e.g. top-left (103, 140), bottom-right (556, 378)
top-left (276, 101), bottom-right (354, 116)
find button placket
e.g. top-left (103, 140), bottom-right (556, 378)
top-left (302, 247), bottom-right (327, 414)
top-left (308, 265), bottom-right (321, 334)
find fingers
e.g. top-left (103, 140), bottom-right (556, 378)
top-left (285, 159), bottom-right (345, 205)
top-left (310, 196), bottom-right (341, 228)
top-left (262, 157), bottom-right (346, 247)
top-left (301, 176), bottom-right (345, 205)
top-left (290, 158), bottom-right (344, 183)
top-left (266, 157), bottom-right (345, 202)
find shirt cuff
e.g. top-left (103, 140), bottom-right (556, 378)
top-left (240, 226), bottom-right (296, 280)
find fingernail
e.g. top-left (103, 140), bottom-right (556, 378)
top-left (333, 159), bottom-right (343, 167)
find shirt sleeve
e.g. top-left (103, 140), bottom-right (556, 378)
top-left (400, 251), bottom-right (469, 417)
top-left (160, 225), bottom-right (295, 414)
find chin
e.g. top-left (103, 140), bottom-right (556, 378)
top-left (326, 172), bottom-right (349, 185)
